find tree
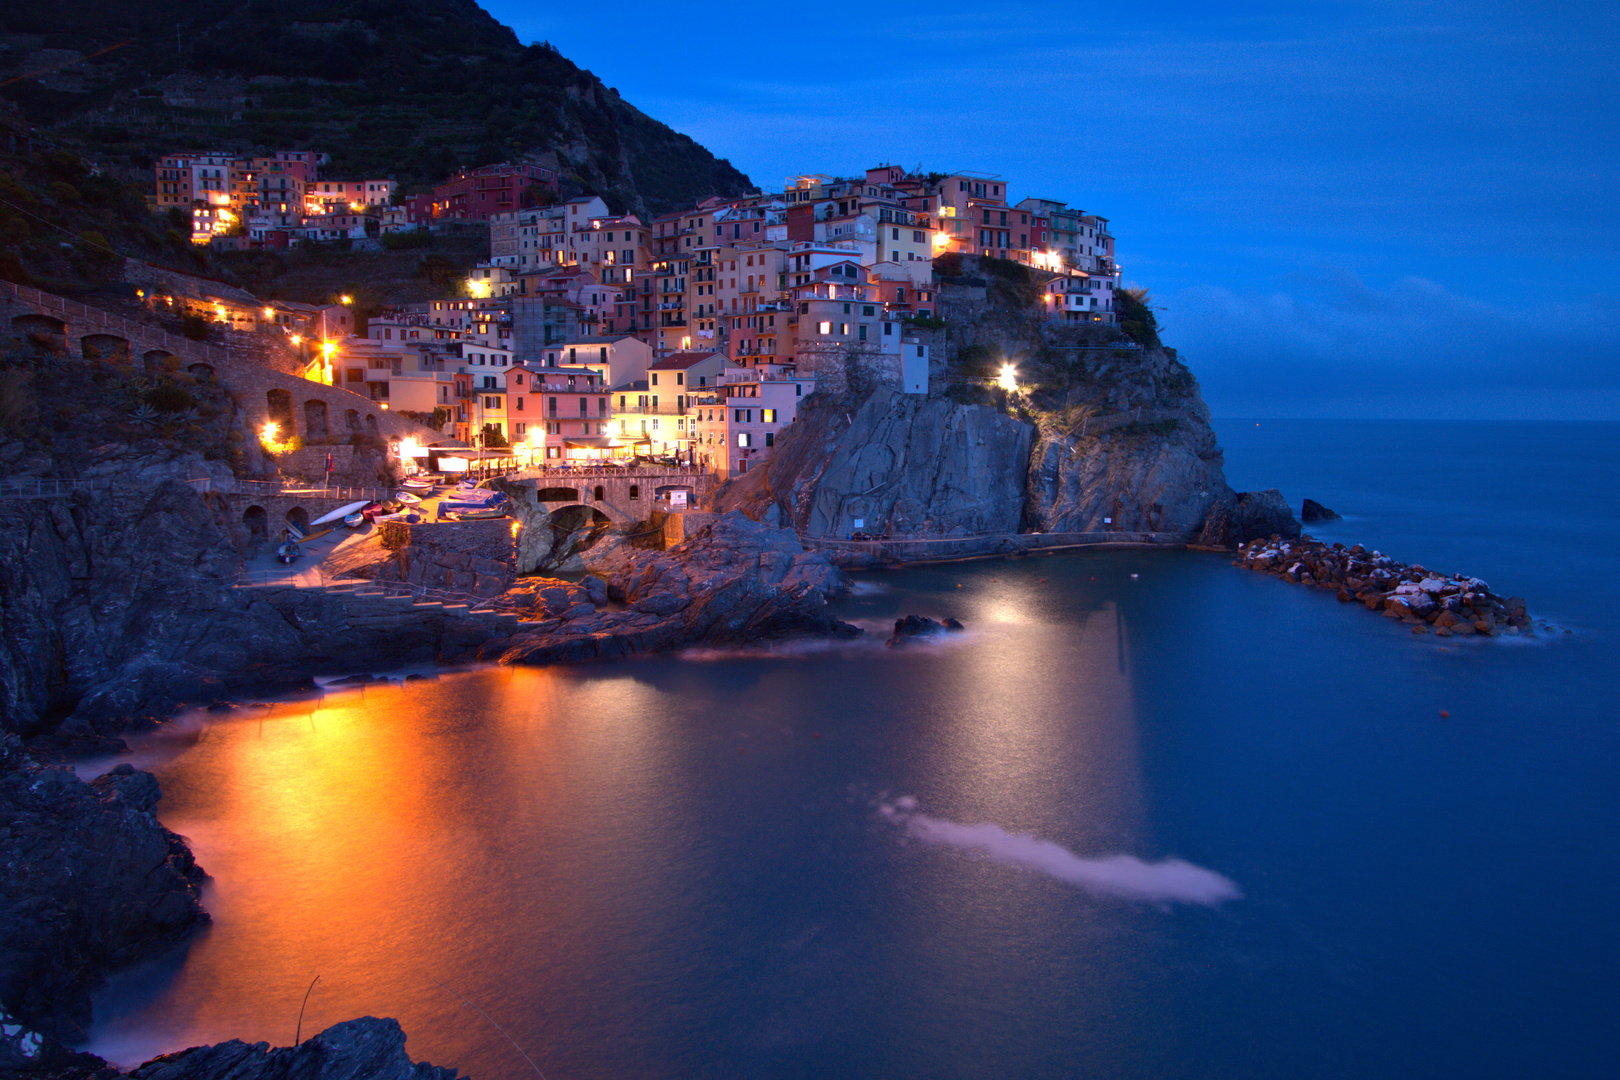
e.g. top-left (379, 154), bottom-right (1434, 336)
top-left (1116, 288), bottom-right (1162, 349)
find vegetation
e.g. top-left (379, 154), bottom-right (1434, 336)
top-left (0, 0), bottom-right (753, 216)
top-left (1116, 288), bottom-right (1162, 349)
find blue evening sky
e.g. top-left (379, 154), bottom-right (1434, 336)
top-left (482, 0), bottom-right (1619, 419)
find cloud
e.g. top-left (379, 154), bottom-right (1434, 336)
top-left (879, 798), bottom-right (1241, 906)
top-left (1163, 271), bottom-right (1620, 418)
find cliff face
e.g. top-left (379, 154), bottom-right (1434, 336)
top-left (714, 390), bottom-right (1034, 538)
top-left (715, 342), bottom-right (1291, 547)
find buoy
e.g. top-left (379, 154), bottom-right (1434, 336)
top-left (1439, 710), bottom-right (1450, 719)
top-left (812, 732), bottom-right (820, 739)
top-left (956, 583), bottom-right (963, 588)
top-left (1130, 573), bottom-right (1139, 579)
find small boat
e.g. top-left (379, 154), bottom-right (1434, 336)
top-left (394, 491), bottom-right (422, 505)
top-left (401, 476), bottom-right (434, 491)
top-left (275, 541), bottom-right (301, 564)
top-left (310, 500), bottom-right (371, 528)
top-left (343, 512), bottom-right (365, 528)
top-left (455, 507), bottom-right (510, 521)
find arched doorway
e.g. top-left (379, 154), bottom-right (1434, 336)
top-left (303, 399), bottom-right (330, 440)
top-left (11, 313), bottom-right (65, 355)
top-left (242, 505), bottom-right (268, 540)
top-left (265, 389), bottom-right (295, 436)
top-left (284, 506), bottom-right (310, 533)
top-left (81, 333), bottom-right (130, 363)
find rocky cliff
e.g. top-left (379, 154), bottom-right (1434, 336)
top-left (713, 390), bottom-right (1033, 538)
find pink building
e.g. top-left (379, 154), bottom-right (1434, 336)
top-left (431, 163), bottom-right (560, 222)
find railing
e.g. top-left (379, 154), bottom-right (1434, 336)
top-left (0, 476), bottom-right (120, 499)
top-left (504, 465), bottom-right (708, 482)
top-left (1, 280), bottom-right (230, 365)
top-left (796, 528), bottom-right (1187, 561)
top-left (183, 477), bottom-right (394, 501)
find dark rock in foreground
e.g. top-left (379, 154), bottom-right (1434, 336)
top-left (0, 737), bottom-right (208, 1061)
top-left (126, 1017), bottom-right (458, 1080)
top-left (1301, 498), bottom-right (1342, 522)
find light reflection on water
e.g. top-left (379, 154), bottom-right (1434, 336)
top-left (87, 561), bottom-right (1184, 1080)
top-left (83, 537), bottom-right (1619, 1079)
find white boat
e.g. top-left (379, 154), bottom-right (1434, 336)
top-left (401, 476), bottom-right (434, 491)
top-left (394, 491), bottom-right (422, 505)
top-left (310, 500), bottom-right (371, 527)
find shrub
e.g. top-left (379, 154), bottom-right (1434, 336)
top-left (378, 520), bottom-right (411, 551)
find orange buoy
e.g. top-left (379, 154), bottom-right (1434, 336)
top-left (1439, 710), bottom-right (1450, 718)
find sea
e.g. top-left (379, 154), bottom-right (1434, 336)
top-left (82, 420), bottom-right (1620, 1079)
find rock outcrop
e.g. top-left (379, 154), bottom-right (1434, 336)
top-left (1301, 498), bottom-right (1342, 522)
top-left (0, 737), bottom-right (207, 1052)
top-left (123, 1017), bottom-right (458, 1080)
top-left (1023, 423), bottom-right (1227, 536)
top-left (714, 390), bottom-right (1034, 539)
top-left (1195, 489), bottom-right (1303, 548)
top-left (491, 512), bottom-right (853, 665)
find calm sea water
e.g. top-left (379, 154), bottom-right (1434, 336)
top-left (86, 420), bottom-right (1620, 1079)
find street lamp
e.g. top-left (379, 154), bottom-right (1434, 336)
top-left (997, 362), bottom-right (1018, 392)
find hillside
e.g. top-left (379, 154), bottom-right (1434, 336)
top-left (0, 0), bottom-right (753, 216)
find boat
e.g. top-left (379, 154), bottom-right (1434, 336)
top-left (343, 512), bottom-right (365, 528)
top-left (454, 507), bottom-right (510, 521)
top-left (401, 476), bottom-right (434, 491)
top-left (394, 491), bottom-right (422, 505)
top-left (275, 541), bottom-right (300, 564)
top-left (310, 500), bottom-right (371, 528)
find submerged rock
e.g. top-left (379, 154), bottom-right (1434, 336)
top-left (886, 614), bottom-right (965, 647)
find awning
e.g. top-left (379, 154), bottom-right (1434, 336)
top-left (563, 436), bottom-right (623, 448)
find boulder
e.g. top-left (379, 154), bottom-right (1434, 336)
top-left (1196, 489), bottom-right (1303, 547)
top-left (1301, 498), bottom-right (1342, 522)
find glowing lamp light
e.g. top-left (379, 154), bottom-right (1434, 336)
top-left (263, 306), bottom-right (274, 319)
top-left (997, 363), bottom-right (1018, 392)
top-left (340, 295), bottom-right (353, 305)
top-left (321, 341), bottom-right (337, 359)
top-left (290, 334), bottom-right (302, 345)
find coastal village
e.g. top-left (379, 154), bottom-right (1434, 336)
top-left (143, 151), bottom-right (1123, 477)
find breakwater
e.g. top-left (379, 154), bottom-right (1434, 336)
top-left (1236, 535), bottom-right (1532, 636)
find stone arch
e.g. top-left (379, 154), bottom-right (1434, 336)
top-left (265, 389), bottom-right (295, 435)
top-left (186, 362), bottom-right (215, 381)
top-left (285, 506), bottom-right (310, 533)
top-left (593, 485), bottom-right (605, 502)
top-left (344, 408), bottom-right (360, 432)
top-left (546, 505), bottom-right (615, 549)
top-left (242, 505), bottom-right (268, 540)
top-left (303, 399), bottom-right (330, 440)
top-left (141, 349), bottom-right (174, 373)
top-left (81, 333), bottom-right (130, 363)
top-left (536, 486), bottom-right (578, 502)
top-left (365, 413), bottom-right (378, 434)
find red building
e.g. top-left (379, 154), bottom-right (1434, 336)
top-left (429, 163), bottom-right (560, 222)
